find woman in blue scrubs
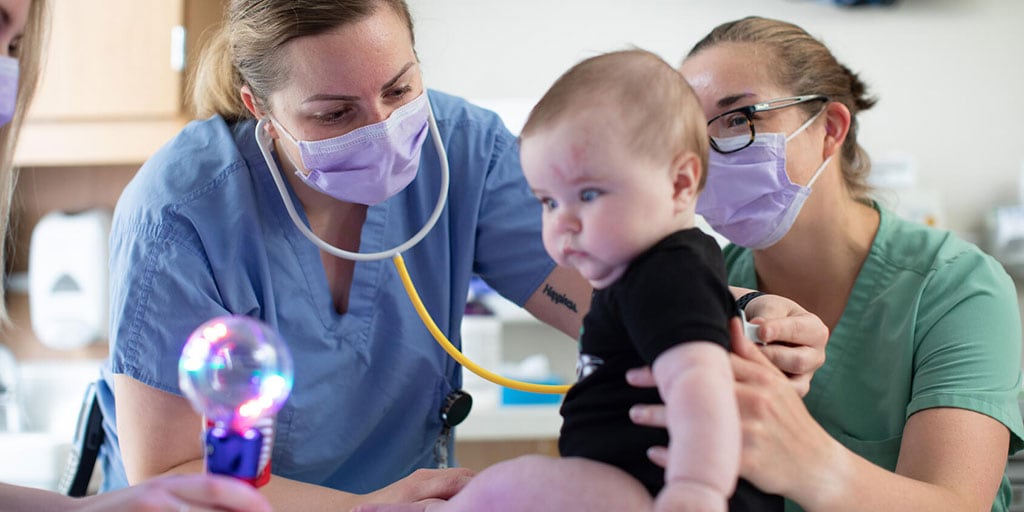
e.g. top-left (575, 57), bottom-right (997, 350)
top-left (97, 2), bottom-right (827, 510)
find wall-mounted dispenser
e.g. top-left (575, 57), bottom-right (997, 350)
top-left (28, 209), bottom-right (112, 350)
top-left (985, 161), bottom-right (1024, 279)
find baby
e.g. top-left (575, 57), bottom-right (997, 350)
top-left (359, 48), bottom-right (774, 512)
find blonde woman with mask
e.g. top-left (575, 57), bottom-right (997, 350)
top-left (0, 0), bottom-right (271, 510)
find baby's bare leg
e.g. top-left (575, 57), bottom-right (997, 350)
top-left (439, 454), bottom-right (653, 512)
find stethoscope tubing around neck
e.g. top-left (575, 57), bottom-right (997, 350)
top-left (255, 99), bottom-right (450, 262)
top-left (249, 95), bottom-right (834, 395)
top-left (255, 98), bottom-right (569, 394)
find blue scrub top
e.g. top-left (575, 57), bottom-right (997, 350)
top-left (97, 90), bottom-right (556, 493)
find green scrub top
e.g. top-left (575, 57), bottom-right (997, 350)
top-left (723, 203), bottom-right (1024, 512)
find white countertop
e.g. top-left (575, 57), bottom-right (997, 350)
top-left (456, 405), bottom-right (562, 441)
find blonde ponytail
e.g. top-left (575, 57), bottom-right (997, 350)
top-left (189, 23), bottom-right (249, 121)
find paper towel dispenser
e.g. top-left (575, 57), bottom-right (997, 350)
top-left (987, 205), bottom-right (1024, 278)
top-left (28, 209), bottom-right (112, 350)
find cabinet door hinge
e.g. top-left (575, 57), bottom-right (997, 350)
top-left (170, 25), bottom-right (186, 72)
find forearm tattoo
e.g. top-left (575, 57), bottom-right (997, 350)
top-left (542, 283), bottom-right (578, 313)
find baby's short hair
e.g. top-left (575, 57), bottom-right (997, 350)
top-left (521, 48), bottom-right (708, 187)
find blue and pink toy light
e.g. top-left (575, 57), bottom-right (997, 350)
top-left (178, 315), bottom-right (293, 483)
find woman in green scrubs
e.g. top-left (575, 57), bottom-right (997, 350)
top-left (631, 15), bottom-right (1024, 512)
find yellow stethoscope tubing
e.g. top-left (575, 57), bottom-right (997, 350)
top-left (255, 101), bottom-right (569, 394)
top-left (393, 253), bottom-right (571, 394)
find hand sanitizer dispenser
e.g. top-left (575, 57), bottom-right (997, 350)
top-left (28, 209), bottom-right (112, 350)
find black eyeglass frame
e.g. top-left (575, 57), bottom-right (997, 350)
top-left (706, 94), bottom-right (830, 154)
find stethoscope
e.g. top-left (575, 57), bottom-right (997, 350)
top-left (254, 99), bottom-right (569, 394)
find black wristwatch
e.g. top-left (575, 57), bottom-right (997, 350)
top-left (735, 291), bottom-right (766, 311)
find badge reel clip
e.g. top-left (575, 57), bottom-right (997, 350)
top-left (434, 390), bottom-right (472, 469)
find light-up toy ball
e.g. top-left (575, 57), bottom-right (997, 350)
top-left (178, 315), bottom-right (293, 481)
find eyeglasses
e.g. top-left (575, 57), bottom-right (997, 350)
top-left (706, 95), bottom-right (829, 154)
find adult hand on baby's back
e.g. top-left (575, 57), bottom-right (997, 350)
top-left (626, 317), bottom-right (769, 467)
top-left (725, 321), bottom-right (835, 496)
top-left (629, 318), bottom-right (833, 497)
top-left (626, 317), bottom-right (753, 468)
top-left (633, 291), bottom-right (829, 398)
top-left (735, 293), bottom-right (828, 397)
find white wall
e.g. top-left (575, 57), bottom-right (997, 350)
top-left (407, 0), bottom-right (1024, 240)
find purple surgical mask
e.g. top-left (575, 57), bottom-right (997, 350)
top-left (0, 57), bottom-right (19, 127)
top-left (274, 92), bottom-right (430, 205)
top-left (697, 110), bottom-right (830, 249)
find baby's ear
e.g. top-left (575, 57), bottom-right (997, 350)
top-left (670, 150), bottom-right (702, 206)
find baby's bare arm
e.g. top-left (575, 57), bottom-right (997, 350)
top-left (651, 342), bottom-right (739, 512)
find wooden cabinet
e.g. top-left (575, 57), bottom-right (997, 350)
top-left (31, 0), bottom-right (185, 121)
top-left (14, 0), bottom-right (227, 166)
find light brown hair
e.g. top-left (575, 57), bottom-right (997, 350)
top-left (0, 0), bottom-right (49, 324)
top-left (190, 0), bottom-right (415, 121)
top-left (688, 16), bottom-right (877, 201)
top-left (522, 49), bottom-right (709, 187)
